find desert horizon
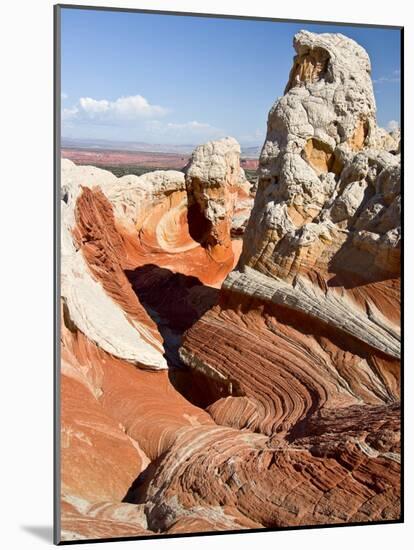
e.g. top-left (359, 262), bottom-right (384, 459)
top-left (57, 6), bottom-right (401, 544)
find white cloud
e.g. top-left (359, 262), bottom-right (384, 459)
top-left (145, 119), bottom-right (225, 139)
top-left (373, 70), bottom-right (400, 84)
top-left (166, 120), bottom-right (213, 130)
top-left (62, 106), bottom-right (79, 120)
top-left (238, 128), bottom-right (265, 144)
top-left (79, 97), bottom-right (110, 113)
top-left (387, 119), bottom-right (400, 132)
top-left (62, 94), bottom-right (168, 124)
top-left (61, 92), bottom-right (68, 100)
top-left (61, 95), bottom-right (225, 143)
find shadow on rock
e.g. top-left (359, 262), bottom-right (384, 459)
top-left (126, 264), bottom-right (223, 408)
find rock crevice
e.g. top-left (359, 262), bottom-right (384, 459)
top-left (59, 29), bottom-right (401, 541)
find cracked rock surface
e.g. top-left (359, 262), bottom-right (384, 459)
top-left (59, 30), bottom-right (400, 542)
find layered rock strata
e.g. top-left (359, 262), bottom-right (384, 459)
top-left (185, 137), bottom-right (251, 264)
top-left (59, 139), bottom-right (252, 540)
top-left (178, 29), bottom-right (401, 525)
top-left (59, 30), bottom-right (400, 542)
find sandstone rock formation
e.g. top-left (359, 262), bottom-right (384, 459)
top-left (179, 29), bottom-right (401, 526)
top-left (59, 30), bottom-right (400, 543)
top-left (59, 138), bottom-right (252, 541)
top-left (185, 137), bottom-right (251, 264)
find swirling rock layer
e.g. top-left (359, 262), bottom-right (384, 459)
top-left (59, 30), bottom-right (400, 542)
top-left (179, 29), bottom-right (401, 528)
top-left (59, 139), bottom-right (251, 541)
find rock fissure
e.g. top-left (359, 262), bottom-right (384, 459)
top-left (59, 29), bottom-right (400, 541)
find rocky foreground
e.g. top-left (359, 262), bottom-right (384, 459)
top-left (59, 30), bottom-right (401, 541)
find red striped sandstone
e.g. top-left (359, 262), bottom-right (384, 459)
top-left (60, 137), bottom-right (251, 540)
top-left (59, 29), bottom-right (400, 541)
top-left (178, 29), bottom-right (401, 528)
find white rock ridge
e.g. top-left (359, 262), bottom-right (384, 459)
top-left (224, 266), bottom-right (400, 359)
top-left (61, 159), bottom-right (168, 370)
top-left (233, 30), bottom-right (401, 359)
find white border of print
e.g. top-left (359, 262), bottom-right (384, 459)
top-left (1, 1), bottom-right (411, 549)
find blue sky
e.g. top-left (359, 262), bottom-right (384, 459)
top-left (60, 8), bottom-right (401, 146)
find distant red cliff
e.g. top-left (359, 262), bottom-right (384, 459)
top-left (61, 147), bottom-right (259, 172)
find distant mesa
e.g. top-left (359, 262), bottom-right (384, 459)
top-left (59, 30), bottom-right (400, 541)
top-left (61, 141), bottom-right (260, 183)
